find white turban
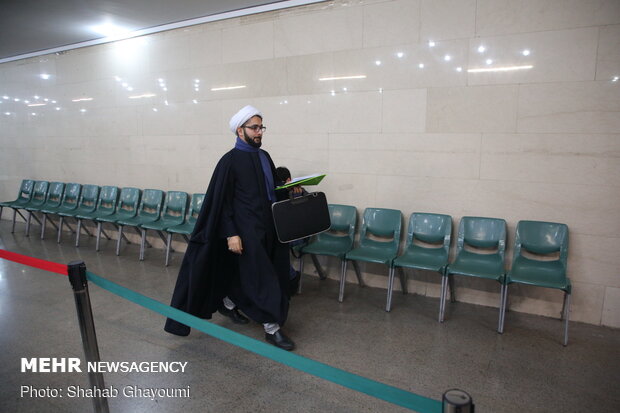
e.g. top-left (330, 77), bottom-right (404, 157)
top-left (229, 105), bottom-right (262, 135)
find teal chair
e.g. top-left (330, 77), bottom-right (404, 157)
top-left (165, 193), bottom-right (205, 266)
top-left (40, 183), bottom-right (81, 240)
top-left (390, 213), bottom-right (452, 314)
top-left (57, 184), bottom-right (100, 243)
top-left (94, 187), bottom-right (141, 251)
top-left (500, 220), bottom-right (570, 345)
top-left (115, 189), bottom-right (164, 256)
top-left (16, 181), bottom-right (49, 235)
top-left (344, 208), bottom-right (402, 306)
top-left (139, 191), bottom-right (188, 261)
top-left (74, 186), bottom-right (119, 247)
top-left (0, 179), bottom-right (34, 232)
top-left (442, 216), bottom-right (506, 329)
top-left (298, 204), bottom-right (357, 293)
top-left (26, 182), bottom-right (64, 238)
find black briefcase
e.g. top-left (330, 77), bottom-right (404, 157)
top-left (272, 192), bottom-right (331, 243)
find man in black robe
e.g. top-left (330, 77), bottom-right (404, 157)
top-left (164, 105), bottom-right (295, 351)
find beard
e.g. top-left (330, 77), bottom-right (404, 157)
top-left (243, 129), bottom-right (262, 148)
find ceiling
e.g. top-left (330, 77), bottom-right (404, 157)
top-left (0, 0), bottom-right (304, 62)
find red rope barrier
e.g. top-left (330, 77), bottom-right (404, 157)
top-left (0, 249), bottom-right (68, 275)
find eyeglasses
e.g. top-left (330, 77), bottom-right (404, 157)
top-left (243, 125), bottom-right (266, 132)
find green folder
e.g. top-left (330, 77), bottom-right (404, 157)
top-left (276, 174), bottom-right (326, 190)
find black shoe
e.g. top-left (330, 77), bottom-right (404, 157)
top-left (265, 330), bottom-right (295, 351)
top-left (218, 307), bottom-right (249, 324)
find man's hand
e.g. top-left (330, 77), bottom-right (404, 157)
top-left (227, 235), bottom-right (243, 254)
top-left (290, 185), bottom-right (302, 195)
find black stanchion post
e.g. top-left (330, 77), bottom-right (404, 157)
top-left (442, 389), bottom-right (474, 413)
top-left (67, 260), bottom-right (110, 413)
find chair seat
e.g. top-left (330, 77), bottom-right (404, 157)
top-left (448, 250), bottom-right (504, 281)
top-left (302, 235), bottom-right (352, 259)
top-left (76, 210), bottom-right (116, 220)
top-left (393, 245), bottom-right (448, 272)
top-left (43, 206), bottom-right (77, 215)
top-left (506, 256), bottom-right (570, 291)
top-left (167, 222), bottom-right (196, 234)
top-left (346, 246), bottom-right (397, 266)
top-left (40, 207), bottom-right (62, 214)
top-left (59, 206), bottom-right (95, 217)
top-left (96, 212), bottom-right (136, 223)
top-left (25, 204), bottom-right (50, 212)
top-left (141, 218), bottom-right (184, 231)
top-left (117, 216), bottom-right (159, 226)
top-left (7, 199), bottom-right (31, 208)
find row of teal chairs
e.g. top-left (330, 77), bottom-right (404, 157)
top-left (297, 205), bottom-right (571, 345)
top-left (0, 179), bottom-right (204, 266)
top-left (1, 180), bottom-right (571, 344)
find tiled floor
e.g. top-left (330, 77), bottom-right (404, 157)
top-left (1, 219), bottom-right (619, 412)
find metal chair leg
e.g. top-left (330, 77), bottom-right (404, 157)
top-left (25, 211), bottom-right (32, 236)
top-left (448, 273), bottom-right (456, 303)
top-left (116, 226), bottom-right (123, 256)
top-left (439, 275), bottom-right (448, 322)
top-left (499, 284), bottom-right (509, 333)
top-left (11, 209), bottom-right (17, 233)
top-left (297, 255), bottom-right (304, 294)
top-left (498, 284), bottom-right (507, 333)
top-left (352, 261), bottom-right (365, 287)
top-left (41, 214), bottom-right (47, 239)
top-left (165, 233), bottom-right (172, 266)
top-left (310, 254), bottom-right (326, 279)
top-left (386, 266), bottom-right (395, 312)
top-left (398, 267), bottom-right (408, 295)
top-left (563, 292), bottom-right (571, 346)
top-left (95, 222), bottom-right (102, 251)
top-left (75, 219), bottom-right (82, 247)
top-left (57, 216), bottom-right (64, 243)
top-left (339, 260), bottom-right (348, 302)
top-left (139, 229), bottom-right (146, 261)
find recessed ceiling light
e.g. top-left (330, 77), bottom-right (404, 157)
top-left (318, 75), bottom-right (366, 81)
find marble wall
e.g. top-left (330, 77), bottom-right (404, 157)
top-left (1, 0), bottom-right (619, 327)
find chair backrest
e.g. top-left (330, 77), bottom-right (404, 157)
top-left (406, 212), bottom-right (452, 251)
top-left (187, 193), bottom-right (205, 224)
top-left (45, 182), bottom-right (65, 207)
top-left (314, 204), bottom-right (357, 243)
top-left (161, 191), bottom-right (188, 222)
top-left (358, 207), bottom-right (402, 253)
top-left (61, 183), bottom-right (82, 207)
top-left (457, 216), bottom-right (506, 257)
top-left (78, 185), bottom-right (100, 210)
top-left (30, 181), bottom-right (49, 206)
top-left (116, 187), bottom-right (141, 217)
top-left (15, 179), bottom-right (35, 201)
top-left (96, 186), bottom-right (119, 213)
top-left (138, 189), bottom-right (164, 218)
top-left (513, 220), bottom-right (569, 266)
